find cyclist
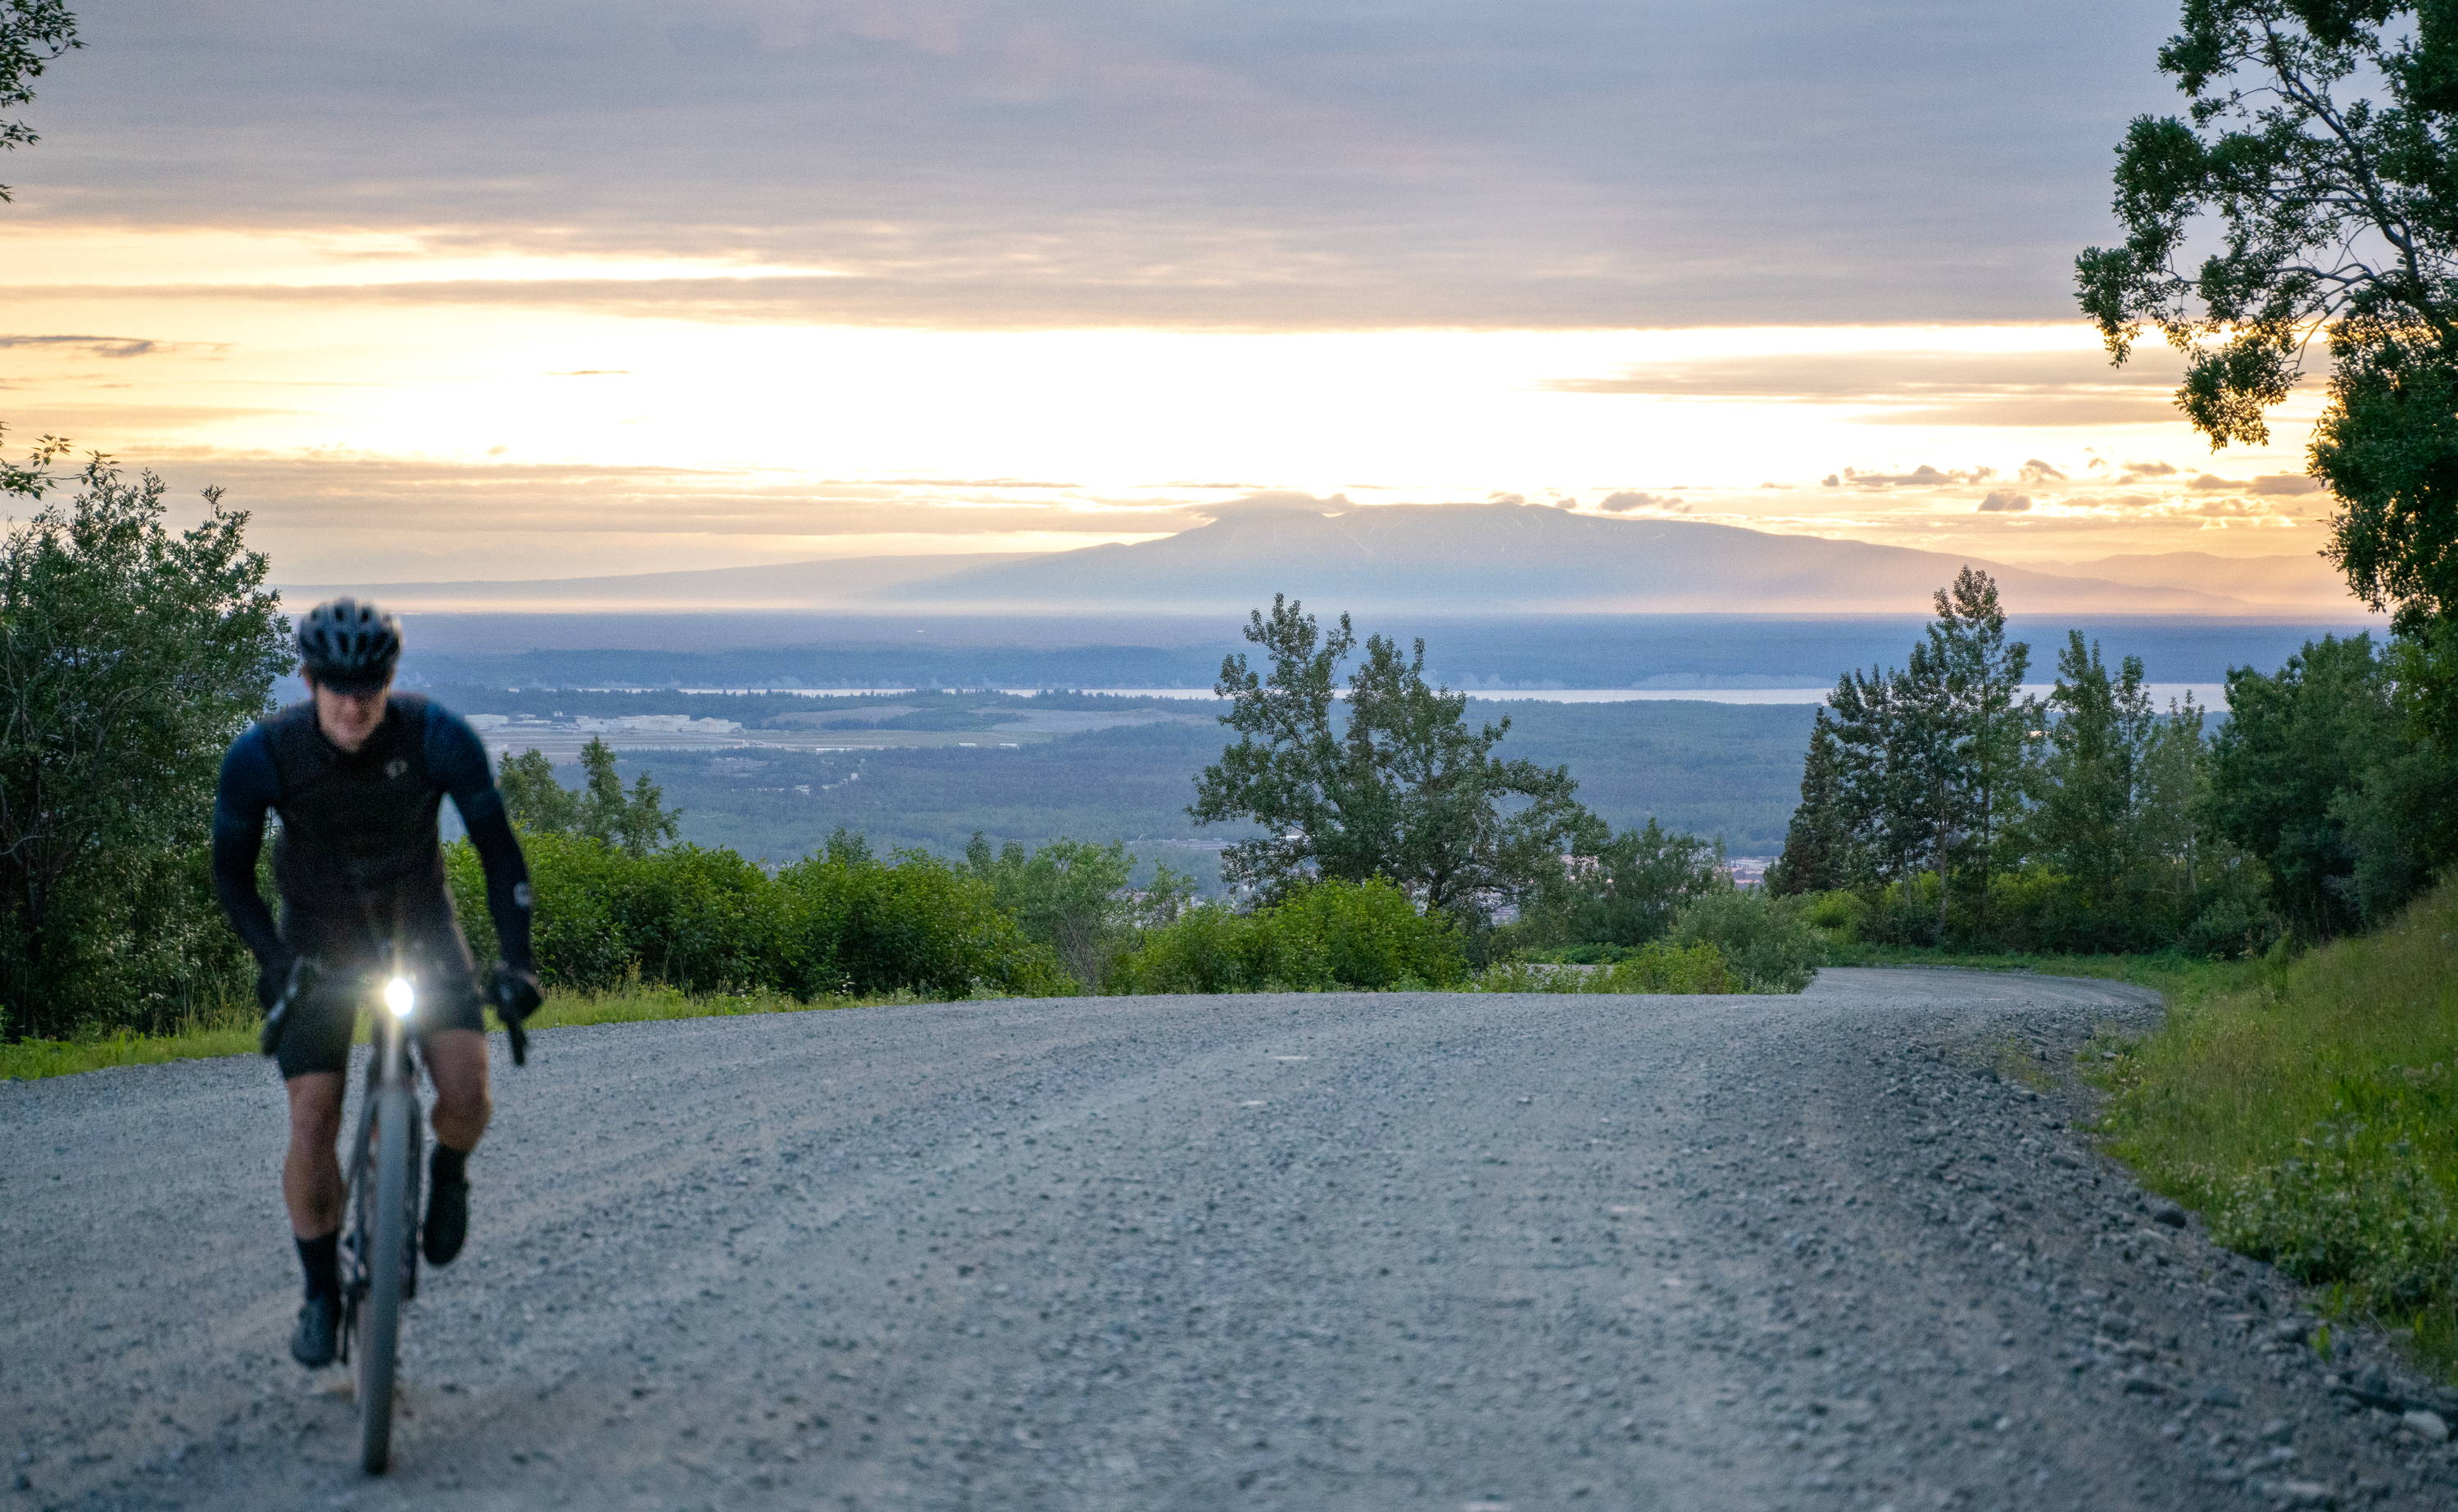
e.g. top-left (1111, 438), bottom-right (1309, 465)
top-left (211, 598), bottom-right (542, 1369)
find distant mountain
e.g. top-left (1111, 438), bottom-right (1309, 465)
top-left (297, 504), bottom-right (2305, 618)
top-left (282, 553), bottom-right (1023, 612)
top-left (2048, 551), bottom-right (2364, 613)
top-left (888, 504), bottom-right (2254, 615)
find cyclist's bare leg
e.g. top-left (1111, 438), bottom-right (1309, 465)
top-left (283, 1072), bottom-right (346, 1238)
top-left (423, 1029), bottom-right (492, 1153)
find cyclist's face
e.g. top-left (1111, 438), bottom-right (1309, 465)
top-left (311, 678), bottom-right (392, 753)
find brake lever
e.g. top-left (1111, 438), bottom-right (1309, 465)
top-left (486, 967), bottom-right (533, 1067)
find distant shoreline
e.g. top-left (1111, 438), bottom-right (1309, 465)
top-left (538, 684), bottom-right (2232, 708)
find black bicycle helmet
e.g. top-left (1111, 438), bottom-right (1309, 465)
top-left (296, 597), bottom-right (401, 693)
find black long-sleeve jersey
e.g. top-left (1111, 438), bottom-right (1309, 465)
top-left (210, 695), bottom-right (533, 971)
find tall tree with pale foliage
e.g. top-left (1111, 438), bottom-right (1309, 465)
top-left (1190, 595), bottom-right (1591, 916)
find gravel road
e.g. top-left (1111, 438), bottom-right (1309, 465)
top-left (7, 968), bottom-right (2456, 1510)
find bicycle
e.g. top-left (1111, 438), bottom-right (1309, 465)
top-left (270, 961), bottom-right (531, 1473)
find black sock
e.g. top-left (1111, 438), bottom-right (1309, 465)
top-left (297, 1232), bottom-right (340, 1300)
top-left (431, 1144), bottom-right (468, 1188)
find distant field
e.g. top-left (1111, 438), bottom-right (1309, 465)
top-left (470, 692), bottom-right (1824, 873)
top-left (397, 612), bottom-right (2372, 692)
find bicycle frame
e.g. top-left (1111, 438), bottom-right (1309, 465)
top-left (338, 968), bottom-right (424, 1474)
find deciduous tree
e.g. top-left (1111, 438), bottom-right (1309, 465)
top-left (1521, 816), bottom-right (1726, 947)
top-left (0, 461), bottom-right (288, 1038)
top-left (2077, 2), bottom-right (2458, 638)
top-left (2202, 632), bottom-right (2455, 937)
top-left (494, 740), bottom-right (679, 855)
top-left (497, 748), bottom-right (581, 835)
top-left (0, 0), bottom-right (79, 201)
top-left (964, 834), bottom-right (1193, 990)
top-left (1190, 595), bottom-right (1590, 917)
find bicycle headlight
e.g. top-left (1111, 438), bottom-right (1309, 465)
top-left (383, 976), bottom-right (415, 1018)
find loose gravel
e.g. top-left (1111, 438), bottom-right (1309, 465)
top-left (4, 967), bottom-right (2455, 1510)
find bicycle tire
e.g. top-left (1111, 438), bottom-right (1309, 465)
top-left (356, 1085), bottom-right (415, 1474)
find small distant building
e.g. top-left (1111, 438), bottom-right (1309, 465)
top-left (1722, 856), bottom-right (1774, 890)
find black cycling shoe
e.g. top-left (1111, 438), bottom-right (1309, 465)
top-left (423, 1176), bottom-right (469, 1266)
top-left (291, 1293), bottom-right (340, 1368)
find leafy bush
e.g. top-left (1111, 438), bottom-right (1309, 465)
top-left (1104, 901), bottom-right (1263, 994)
top-left (0, 462), bottom-right (288, 1039)
top-left (1515, 817), bottom-right (1727, 948)
top-left (449, 831), bottom-right (1065, 1001)
top-left (2100, 880), bottom-right (2458, 1367)
top-left (1277, 878), bottom-right (1468, 989)
top-left (2211, 1117), bottom-right (2458, 1313)
top-left (1104, 878), bottom-right (1466, 994)
top-left (777, 840), bottom-right (1069, 999)
top-left (2177, 890), bottom-right (2284, 962)
top-left (1670, 889), bottom-right (1821, 993)
top-left (964, 834), bottom-right (1195, 990)
top-left (1800, 889), bottom-right (1866, 945)
top-left (1470, 941), bottom-right (1733, 994)
top-left (497, 738), bottom-right (683, 855)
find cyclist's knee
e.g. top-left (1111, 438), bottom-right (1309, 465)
top-left (433, 1083), bottom-right (492, 1134)
top-left (284, 1071), bottom-right (344, 1146)
top-left (424, 1030), bottom-right (492, 1136)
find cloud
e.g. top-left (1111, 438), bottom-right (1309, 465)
top-left (1594, 491), bottom-right (1687, 514)
top-left (2191, 473), bottom-right (2321, 495)
top-left (131, 455), bottom-right (1211, 540)
top-left (1182, 490), bottom-right (1347, 522)
top-left (1825, 464), bottom-right (1993, 488)
top-left (1542, 347), bottom-right (2188, 426)
top-left (21, 2), bottom-right (2188, 329)
top-left (0, 333), bottom-right (165, 357)
top-left (2120, 459), bottom-right (2177, 476)
top-left (2018, 458), bottom-right (2066, 482)
top-left (1977, 491), bottom-right (2033, 513)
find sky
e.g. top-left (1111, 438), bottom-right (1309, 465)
top-left (0, 1), bottom-right (2351, 587)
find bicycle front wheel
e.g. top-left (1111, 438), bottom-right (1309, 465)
top-left (356, 1084), bottom-right (415, 1474)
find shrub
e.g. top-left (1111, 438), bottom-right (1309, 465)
top-left (1801, 889), bottom-right (1865, 944)
top-left (1469, 940), bottom-right (1733, 994)
top-left (0, 462), bottom-right (288, 1039)
top-left (2177, 891), bottom-right (2284, 962)
top-left (2211, 1120), bottom-right (2458, 1312)
top-left (1670, 889), bottom-right (1821, 993)
top-left (449, 831), bottom-right (1065, 1001)
top-left (1105, 878), bottom-right (1466, 994)
top-left (1104, 903), bottom-right (1272, 994)
top-left (963, 835), bottom-right (1195, 991)
top-left (2099, 880), bottom-right (2458, 1358)
top-left (777, 844), bottom-right (1068, 999)
top-left (1276, 878), bottom-right (1468, 989)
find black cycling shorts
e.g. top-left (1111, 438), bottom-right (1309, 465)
top-left (273, 939), bottom-right (486, 1081)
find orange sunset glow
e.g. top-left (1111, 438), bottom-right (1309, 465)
top-left (0, 3), bottom-right (2367, 610)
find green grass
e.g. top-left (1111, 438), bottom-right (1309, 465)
top-left (0, 1012), bottom-right (263, 1081)
top-left (0, 985), bottom-right (945, 1083)
top-left (1467, 942), bottom-right (1740, 994)
top-left (2093, 883), bottom-right (2458, 1376)
top-left (1834, 903), bottom-right (2458, 1378)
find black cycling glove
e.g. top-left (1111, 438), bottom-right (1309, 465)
top-left (490, 962), bottom-right (543, 1021)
